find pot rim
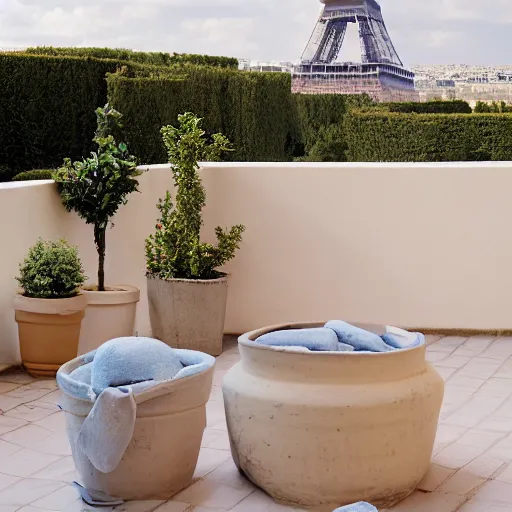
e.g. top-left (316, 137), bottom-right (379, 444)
top-left (14, 293), bottom-right (88, 314)
top-left (146, 273), bottom-right (229, 285)
top-left (238, 321), bottom-right (424, 358)
top-left (80, 285), bottom-right (140, 305)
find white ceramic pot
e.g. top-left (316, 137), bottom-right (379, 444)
top-left (58, 354), bottom-right (214, 500)
top-left (147, 276), bottom-right (228, 356)
top-left (222, 322), bottom-right (445, 509)
top-left (78, 285), bottom-right (140, 355)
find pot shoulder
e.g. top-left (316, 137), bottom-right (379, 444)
top-left (81, 285), bottom-right (140, 305)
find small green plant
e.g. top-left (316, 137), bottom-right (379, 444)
top-left (16, 239), bottom-right (86, 299)
top-left (54, 104), bottom-right (141, 291)
top-left (146, 112), bottom-right (245, 280)
top-left (12, 169), bottom-right (54, 181)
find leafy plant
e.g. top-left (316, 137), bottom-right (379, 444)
top-left (12, 169), bottom-right (54, 181)
top-left (54, 104), bottom-right (141, 291)
top-left (145, 113), bottom-right (245, 280)
top-left (16, 239), bottom-right (86, 299)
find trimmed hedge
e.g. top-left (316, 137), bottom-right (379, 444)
top-left (12, 169), bottom-right (54, 181)
top-left (25, 47), bottom-right (238, 69)
top-left (0, 53), bottom-right (124, 172)
top-left (345, 111), bottom-right (512, 162)
top-left (107, 67), bottom-right (293, 162)
top-left (383, 100), bottom-right (472, 114)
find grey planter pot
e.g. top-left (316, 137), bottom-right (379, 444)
top-left (147, 275), bottom-right (229, 356)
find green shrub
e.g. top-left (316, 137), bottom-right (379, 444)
top-left (0, 53), bottom-right (125, 173)
top-left (25, 47), bottom-right (238, 69)
top-left (146, 113), bottom-right (244, 280)
top-left (0, 164), bottom-right (15, 183)
top-left (296, 124), bottom-right (348, 162)
top-left (384, 100), bottom-right (472, 114)
top-left (107, 66), bottom-right (293, 163)
top-left (54, 105), bottom-right (140, 291)
top-left (16, 239), bottom-right (86, 299)
top-left (474, 101), bottom-right (512, 113)
top-left (345, 111), bottom-right (512, 162)
top-left (12, 169), bottom-right (54, 181)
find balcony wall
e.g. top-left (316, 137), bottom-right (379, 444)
top-left (1, 162), bottom-right (512, 363)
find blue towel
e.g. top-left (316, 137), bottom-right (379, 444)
top-left (333, 503), bottom-right (378, 512)
top-left (381, 332), bottom-right (424, 349)
top-left (257, 328), bottom-right (339, 352)
top-left (57, 338), bottom-right (215, 474)
top-left (325, 321), bottom-right (394, 352)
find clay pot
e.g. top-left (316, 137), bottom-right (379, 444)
top-left (78, 285), bottom-right (140, 355)
top-left (14, 294), bottom-right (87, 377)
top-left (58, 353), bottom-right (214, 500)
top-left (147, 276), bottom-right (228, 356)
top-left (222, 322), bottom-right (445, 509)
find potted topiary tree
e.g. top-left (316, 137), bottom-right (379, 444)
top-left (145, 112), bottom-right (245, 356)
top-left (54, 104), bottom-right (142, 355)
top-left (14, 239), bottom-right (87, 377)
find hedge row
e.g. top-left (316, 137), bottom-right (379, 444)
top-left (107, 67), bottom-right (293, 162)
top-left (25, 47), bottom-right (238, 69)
top-left (382, 100), bottom-right (472, 114)
top-left (12, 169), bottom-right (54, 181)
top-left (345, 111), bottom-right (512, 162)
top-left (0, 53), bottom-right (123, 173)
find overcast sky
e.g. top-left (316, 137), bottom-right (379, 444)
top-left (0, 0), bottom-right (510, 65)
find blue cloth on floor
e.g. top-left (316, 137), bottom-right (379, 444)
top-left (333, 503), bottom-right (378, 512)
top-left (57, 337), bottom-right (215, 474)
top-left (257, 328), bottom-right (339, 352)
top-left (326, 320), bottom-right (394, 352)
top-left (381, 331), bottom-right (424, 349)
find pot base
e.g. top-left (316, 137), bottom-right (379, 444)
top-left (23, 362), bottom-right (61, 378)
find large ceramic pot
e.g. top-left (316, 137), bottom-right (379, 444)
top-left (147, 275), bottom-right (228, 356)
top-left (58, 351), bottom-right (214, 500)
top-left (222, 322), bottom-right (445, 509)
top-left (14, 294), bottom-right (87, 377)
top-left (78, 285), bottom-right (140, 355)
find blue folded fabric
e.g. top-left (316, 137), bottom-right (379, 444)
top-left (381, 332), bottom-right (424, 350)
top-left (326, 321), bottom-right (394, 352)
top-left (257, 328), bottom-right (339, 352)
top-left (333, 503), bottom-right (378, 512)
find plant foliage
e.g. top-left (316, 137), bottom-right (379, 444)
top-left (16, 239), bottom-right (86, 299)
top-left (12, 169), bottom-right (54, 181)
top-left (146, 113), bottom-right (245, 280)
top-left (384, 100), bottom-right (472, 114)
top-left (54, 104), bottom-right (141, 291)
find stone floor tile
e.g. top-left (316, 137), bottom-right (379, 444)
top-left (434, 442), bottom-right (486, 469)
top-left (0, 371), bottom-right (36, 385)
top-left (0, 474), bottom-right (20, 493)
top-left (204, 458), bottom-right (255, 491)
top-left (495, 463), bottom-right (512, 484)
top-left (425, 335), bottom-right (443, 345)
top-left (435, 424), bottom-right (469, 445)
top-left (438, 470), bottom-right (486, 495)
top-left (464, 454), bottom-right (507, 478)
top-left (443, 397), bottom-right (505, 428)
top-left (487, 434), bottom-right (512, 462)
top-left (4, 404), bottom-right (56, 423)
top-left (426, 352), bottom-right (449, 363)
top-left (477, 480), bottom-right (512, 503)
top-left (192, 448), bottom-right (231, 479)
top-left (435, 337), bottom-right (469, 349)
top-left (23, 380), bottom-right (58, 391)
top-left (209, 385), bottom-right (224, 403)
top-left (31, 484), bottom-right (80, 510)
top-left (28, 391), bottom-right (62, 411)
top-left (201, 429), bottom-right (231, 451)
top-left (0, 384), bottom-right (20, 394)
top-left (0, 448), bottom-right (61, 477)
top-left (32, 412), bottom-right (66, 433)
top-left (458, 358), bottom-right (504, 379)
top-left (5, 387), bottom-right (54, 403)
top-left (452, 337), bottom-right (494, 358)
top-left (229, 490), bottom-right (305, 511)
top-left (458, 429), bottom-right (506, 450)
top-left (0, 478), bottom-right (64, 506)
top-left (17, 507), bottom-right (60, 512)
top-left (493, 358), bottom-right (512, 379)
top-left (480, 340), bottom-right (512, 361)
top-left (0, 415), bottom-right (28, 435)
top-left (417, 464), bottom-right (455, 492)
top-left (115, 500), bottom-right (166, 511)
top-left (212, 370), bottom-right (229, 387)
top-left (30, 456), bottom-right (77, 483)
top-left (0, 396), bottom-right (25, 413)
top-left (173, 476), bottom-right (253, 509)
top-left (478, 415), bottom-right (512, 433)
top-left (389, 491), bottom-right (466, 511)
top-left (436, 367), bottom-right (458, 380)
top-left (435, 356), bottom-right (472, 369)
top-left (459, 499), bottom-right (510, 511)
top-left (205, 402), bottom-right (227, 431)
top-left (0, 440), bottom-right (22, 458)
top-left (475, 378), bottom-right (512, 399)
top-left (0, 424), bottom-right (53, 447)
top-left (153, 502), bottom-right (190, 512)
top-left (214, 355), bottom-right (240, 371)
top-left (446, 375), bottom-right (486, 391)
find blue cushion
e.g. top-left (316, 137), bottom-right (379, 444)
top-left (257, 328), bottom-right (339, 351)
top-left (325, 321), bottom-right (394, 352)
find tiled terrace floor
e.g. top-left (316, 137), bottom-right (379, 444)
top-left (2, 335), bottom-right (512, 511)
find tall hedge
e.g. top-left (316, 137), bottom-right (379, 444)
top-left (383, 100), bottom-right (472, 114)
top-left (0, 53), bottom-right (124, 172)
top-left (107, 67), bottom-right (293, 162)
top-left (345, 111), bottom-right (512, 162)
top-left (25, 47), bottom-right (238, 69)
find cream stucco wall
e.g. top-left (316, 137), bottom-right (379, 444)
top-left (2, 162), bottom-right (512, 363)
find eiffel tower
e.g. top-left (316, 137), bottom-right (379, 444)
top-left (292, 0), bottom-right (418, 102)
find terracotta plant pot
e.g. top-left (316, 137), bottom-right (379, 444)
top-left (78, 285), bottom-right (140, 355)
top-left (222, 322), bottom-right (445, 509)
top-left (14, 294), bottom-right (87, 377)
top-left (147, 275), bottom-right (228, 356)
top-left (58, 352), bottom-right (214, 500)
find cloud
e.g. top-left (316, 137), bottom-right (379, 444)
top-left (0, 0), bottom-right (511, 64)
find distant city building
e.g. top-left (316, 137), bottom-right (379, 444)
top-left (291, 0), bottom-right (418, 102)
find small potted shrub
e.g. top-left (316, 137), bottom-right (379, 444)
top-left (145, 113), bottom-right (245, 356)
top-left (14, 239), bottom-right (87, 377)
top-left (54, 104), bottom-right (142, 354)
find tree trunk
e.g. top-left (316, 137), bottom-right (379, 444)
top-left (94, 224), bottom-right (107, 292)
